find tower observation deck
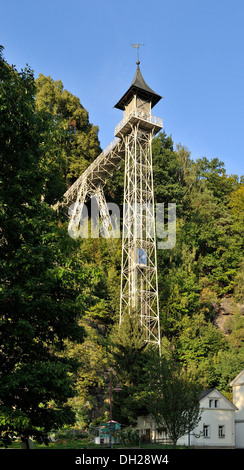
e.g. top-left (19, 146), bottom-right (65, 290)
top-left (56, 62), bottom-right (163, 352)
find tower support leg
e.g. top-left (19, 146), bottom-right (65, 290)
top-left (120, 127), bottom-right (161, 353)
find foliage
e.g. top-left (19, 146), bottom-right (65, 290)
top-left (35, 73), bottom-right (101, 204)
top-left (175, 313), bottom-right (226, 365)
top-left (146, 359), bottom-right (201, 447)
top-left (0, 49), bottom-right (99, 446)
top-left (109, 312), bottom-right (151, 425)
top-left (118, 428), bottom-right (140, 447)
top-left (233, 258), bottom-right (244, 302)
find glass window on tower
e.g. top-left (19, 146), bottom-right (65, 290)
top-left (138, 248), bottom-right (147, 266)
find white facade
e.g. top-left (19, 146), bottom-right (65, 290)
top-left (230, 369), bottom-right (244, 448)
top-left (135, 370), bottom-right (244, 448)
top-left (135, 415), bottom-right (155, 443)
top-left (177, 389), bottom-right (236, 447)
top-left (135, 389), bottom-right (237, 447)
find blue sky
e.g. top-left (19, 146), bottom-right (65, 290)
top-left (1, 0), bottom-right (244, 177)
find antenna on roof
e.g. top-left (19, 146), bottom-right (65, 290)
top-left (131, 43), bottom-right (145, 65)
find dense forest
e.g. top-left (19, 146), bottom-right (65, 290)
top-left (0, 47), bottom-right (244, 445)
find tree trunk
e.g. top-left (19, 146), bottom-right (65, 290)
top-left (21, 438), bottom-right (33, 449)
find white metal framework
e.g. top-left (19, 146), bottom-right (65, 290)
top-left (118, 115), bottom-right (162, 352)
top-left (56, 64), bottom-right (163, 352)
top-left (55, 138), bottom-right (125, 239)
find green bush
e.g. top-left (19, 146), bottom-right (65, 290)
top-left (118, 428), bottom-right (140, 447)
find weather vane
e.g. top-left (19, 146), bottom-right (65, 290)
top-left (131, 43), bottom-right (145, 64)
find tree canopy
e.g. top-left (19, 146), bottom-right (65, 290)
top-left (0, 49), bottom-right (99, 446)
top-left (146, 359), bottom-right (201, 448)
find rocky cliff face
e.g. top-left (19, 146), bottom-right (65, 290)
top-left (214, 296), bottom-right (244, 333)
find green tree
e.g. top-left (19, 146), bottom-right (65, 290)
top-left (178, 180), bottom-right (242, 295)
top-left (35, 73), bottom-right (101, 204)
top-left (66, 329), bottom-right (110, 428)
top-left (175, 314), bottom-right (226, 366)
top-left (0, 49), bottom-right (95, 446)
top-left (152, 132), bottom-right (187, 212)
top-left (229, 185), bottom-right (244, 221)
top-left (146, 359), bottom-right (201, 448)
top-left (110, 312), bottom-right (149, 425)
top-left (196, 156), bottom-right (239, 202)
top-left (233, 258), bottom-right (244, 302)
top-left (214, 350), bottom-right (244, 393)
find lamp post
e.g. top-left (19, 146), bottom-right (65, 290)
top-left (109, 377), bottom-right (122, 448)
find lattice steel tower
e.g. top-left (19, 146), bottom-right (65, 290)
top-left (114, 61), bottom-right (162, 352)
top-left (56, 60), bottom-right (163, 353)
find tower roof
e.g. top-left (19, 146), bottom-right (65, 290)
top-left (114, 63), bottom-right (162, 110)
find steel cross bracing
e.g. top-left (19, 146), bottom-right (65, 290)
top-left (55, 84), bottom-right (163, 352)
top-left (119, 122), bottom-right (161, 352)
top-left (55, 137), bottom-right (125, 239)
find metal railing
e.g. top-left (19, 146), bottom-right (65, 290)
top-left (115, 109), bottom-right (163, 136)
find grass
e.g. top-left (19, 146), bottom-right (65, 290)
top-left (1, 438), bottom-right (182, 450)
top-left (1, 438), bottom-right (96, 449)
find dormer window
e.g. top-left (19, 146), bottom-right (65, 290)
top-left (209, 399), bottom-right (218, 408)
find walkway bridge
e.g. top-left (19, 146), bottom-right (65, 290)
top-left (55, 110), bottom-right (162, 239)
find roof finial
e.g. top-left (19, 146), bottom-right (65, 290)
top-left (131, 43), bottom-right (145, 65)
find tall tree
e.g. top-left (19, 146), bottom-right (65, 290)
top-left (0, 49), bottom-right (95, 446)
top-left (109, 312), bottom-right (150, 425)
top-left (35, 73), bottom-right (101, 204)
top-left (146, 359), bottom-right (201, 448)
top-left (196, 156), bottom-right (239, 202)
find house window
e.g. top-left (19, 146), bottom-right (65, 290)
top-left (218, 426), bottom-right (225, 438)
top-left (209, 399), bottom-right (218, 408)
top-left (203, 425), bottom-right (210, 438)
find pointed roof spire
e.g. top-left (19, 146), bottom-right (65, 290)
top-left (114, 64), bottom-right (162, 111)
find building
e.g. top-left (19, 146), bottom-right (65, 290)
top-left (177, 388), bottom-right (237, 447)
top-left (135, 389), bottom-right (236, 447)
top-left (230, 368), bottom-right (244, 448)
top-left (135, 379), bottom-right (244, 447)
